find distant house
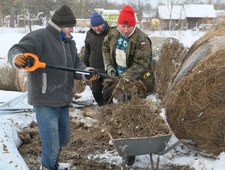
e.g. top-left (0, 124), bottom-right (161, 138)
top-left (155, 4), bottom-right (216, 30)
top-left (94, 8), bottom-right (120, 26)
top-left (156, 5), bottom-right (186, 30)
top-left (141, 9), bottom-right (157, 29)
top-left (184, 4), bottom-right (216, 29)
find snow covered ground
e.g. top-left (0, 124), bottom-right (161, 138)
top-left (0, 26), bottom-right (225, 170)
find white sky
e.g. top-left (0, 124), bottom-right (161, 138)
top-left (0, 26), bottom-right (225, 169)
top-left (111, 0), bottom-right (225, 8)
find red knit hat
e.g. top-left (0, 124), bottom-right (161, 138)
top-left (117, 5), bottom-right (136, 26)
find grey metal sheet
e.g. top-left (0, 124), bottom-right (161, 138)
top-left (113, 134), bottom-right (172, 156)
top-left (0, 92), bottom-right (33, 114)
top-left (0, 107), bottom-right (33, 111)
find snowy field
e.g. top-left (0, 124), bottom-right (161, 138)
top-left (0, 26), bottom-right (225, 170)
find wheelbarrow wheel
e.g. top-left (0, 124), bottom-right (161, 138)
top-left (125, 156), bottom-right (135, 166)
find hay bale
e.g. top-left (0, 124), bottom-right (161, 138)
top-left (152, 36), bottom-right (187, 100)
top-left (151, 36), bottom-right (169, 61)
top-left (16, 69), bottom-right (28, 92)
top-left (73, 80), bottom-right (85, 94)
top-left (73, 46), bottom-right (86, 94)
top-left (16, 70), bottom-right (86, 94)
top-left (0, 65), bottom-right (85, 93)
top-left (0, 65), bottom-right (21, 91)
top-left (0, 50), bottom-right (86, 93)
top-left (165, 20), bottom-right (225, 155)
top-left (186, 20), bottom-right (225, 59)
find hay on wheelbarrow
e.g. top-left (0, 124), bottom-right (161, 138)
top-left (98, 98), bottom-right (171, 139)
top-left (103, 77), bottom-right (147, 101)
top-left (100, 77), bottom-right (171, 139)
top-left (165, 19), bottom-right (225, 155)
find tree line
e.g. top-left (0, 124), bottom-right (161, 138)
top-left (1, 0), bottom-right (225, 28)
top-left (0, 0), bottom-right (153, 27)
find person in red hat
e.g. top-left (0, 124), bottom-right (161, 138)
top-left (102, 5), bottom-right (155, 166)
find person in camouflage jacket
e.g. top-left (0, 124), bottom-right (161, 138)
top-left (102, 5), bottom-right (155, 166)
top-left (102, 5), bottom-right (155, 94)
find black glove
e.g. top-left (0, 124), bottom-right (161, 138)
top-left (15, 55), bottom-right (34, 68)
top-left (107, 67), bottom-right (117, 76)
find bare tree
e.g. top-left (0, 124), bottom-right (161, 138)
top-left (166, 0), bottom-right (192, 30)
top-left (1, 0), bottom-right (153, 27)
top-left (0, 0), bottom-right (2, 27)
top-left (9, 0), bottom-right (16, 27)
top-left (168, 0), bottom-right (175, 30)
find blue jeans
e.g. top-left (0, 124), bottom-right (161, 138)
top-left (34, 106), bottom-right (71, 170)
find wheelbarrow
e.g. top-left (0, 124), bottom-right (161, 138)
top-left (109, 133), bottom-right (193, 169)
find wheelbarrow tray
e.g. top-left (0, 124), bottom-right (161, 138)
top-left (112, 134), bottom-right (172, 157)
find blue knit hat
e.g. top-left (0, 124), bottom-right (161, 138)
top-left (90, 13), bottom-right (104, 26)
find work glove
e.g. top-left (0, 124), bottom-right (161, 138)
top-left (85, 68), bottom-right (100, 81)
top-left (107, 67), bottom-right (117, 77)
top-left (86, 74), bottom-right (99, 81)
top-left (14, 54), bottom-right (34, 69)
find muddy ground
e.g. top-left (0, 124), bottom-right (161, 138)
top-left (18, 101), bottom-right (193, 170)
top-left (18, 105), bottom-right (118, 170)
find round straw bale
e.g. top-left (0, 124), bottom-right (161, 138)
top-left (186, 19), bottom-right (225, 59)
top-left (151, 36), bottom-right (169, 61)
top-left (72, 46), bottom-right (86, 95)
top-left (73, 80), bottom-right (85, 94)
top-left (165, 35), bottom-right (225, 155)
top-left (0, 65), bottom-right (21, 91)
top-left (16, 69), bottom-right (28, 91)
top-left (152, 37), bottom-right (187, 100)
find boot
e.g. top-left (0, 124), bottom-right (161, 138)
top-left (40, 163), bottom-right (70, 170)
top-left (57, 162), bottom-right (70, 170)
top-left (40, 165), bottom-right (50, 170)
top-left (126, 156), bottom-right (135, 166)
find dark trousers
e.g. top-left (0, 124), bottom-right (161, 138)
top-left (91, 78), bottom-right (112, 106)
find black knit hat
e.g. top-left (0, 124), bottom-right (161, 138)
top-left (52, 5), bottom-right (76, 27)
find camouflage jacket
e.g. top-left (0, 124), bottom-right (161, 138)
top-left (102, 26), bottom-right (153, 79)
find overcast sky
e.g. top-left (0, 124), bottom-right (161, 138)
top-left (111, 0), bottom-right (225, 8)
top-left (151, 0), bottom-right (225, 7)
